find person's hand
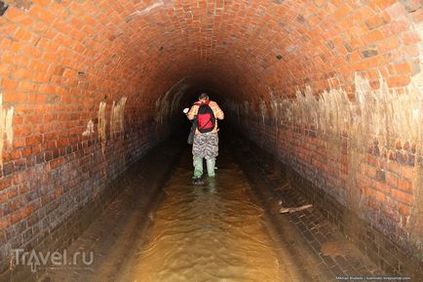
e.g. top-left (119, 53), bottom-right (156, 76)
top-left (183, 108), bottom-right (189, 114)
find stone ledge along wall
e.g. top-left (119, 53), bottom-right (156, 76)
top-left (0, 0), bottom-right (422, 278)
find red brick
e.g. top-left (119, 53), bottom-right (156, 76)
top-left (411, 9), bottom-right (423, 22)
top-left (397, 178), bottom-right (412, 193)
top-left (49, 157), bottom-right (65, 169)
top-left (393, 62), bottom-right (412, 75)
top-left (386, 172), bottom-right (399, 187)
top-left (398, 203), bottom-right (411, 216)
top-left (371, 0), bottom-right (397, 9)
top-left (0, 216), bottom-right (9, 229)
top-left (386, 75), bottom-right (411, 87)
top-left (401, 31), bottom-right (421, 45)
top-left (391, 189), bottom-right (414, 205)
top-left (361, 30), bottom-right (385, 44)
top-left (365, 14), bottom-right (388, 29)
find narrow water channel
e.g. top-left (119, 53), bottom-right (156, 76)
top-left (118, 147), bottom-right (298, 282)
top-left (38, 135), bottom-right (383, 282)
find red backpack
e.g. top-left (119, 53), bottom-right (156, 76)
top-left (195, 101), bottom-right (216, 133)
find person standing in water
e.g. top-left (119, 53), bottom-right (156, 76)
top-left (185, 93), bottom-right (224, 185)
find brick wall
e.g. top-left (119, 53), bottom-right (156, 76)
top-left (0, 105), bottom-right (179, 273)
top-left (222, 2), bottom-right (423, 272)
top-left (0, 0), bottom-right (198, 273)
top-left (227, 109), bottom-right (423, 275)
top-left (0, 0), bottom-right (422, 277)
top-left (226, 75), bottom-right (423, 276)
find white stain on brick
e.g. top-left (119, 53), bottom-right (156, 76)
top-left (259, 99), bottom-right (267, 125)
top-left (155, 78), bottom-right (189, 125)
top-left (255, 73), bottom-right (423, 151)
top-left (98, 102), bottom-right (107, 154)
top-left (269, 92), bottom-right (281, 125)
top-left (82, 120), bottom-right (94, 136)
top-left (409, 8), bottom-right (423, 95)
top-left (110, 97), bottom-right (127, 139)
top-left (127, 0), bottom-right (167, 20)
top-left (0, 92), bottom-right (14, 168)
top-left (155, 90), bottom-right (171, 125)
top-left (409, 13), bottom-right (423, 249)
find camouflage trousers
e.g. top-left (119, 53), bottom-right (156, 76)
top-left (192, 132), bottom-right (219, 159)
top-left (192, 132), bottom-right (219, 178)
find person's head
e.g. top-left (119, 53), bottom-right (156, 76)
top-left (198, 93), bottom-right (209, 102)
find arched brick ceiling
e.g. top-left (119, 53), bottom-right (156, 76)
top-left (0, 0), bottom-right (421, 118)
top-left (1, 0), bottom-right (422, 101)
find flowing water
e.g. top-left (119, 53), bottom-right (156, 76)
top-left (118, 149), bottom-right (298, 282)
top-left (38, 137), bottom-right (381, 282)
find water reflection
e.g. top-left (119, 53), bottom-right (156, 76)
top-left (123, 156), bottom-right (290, 282)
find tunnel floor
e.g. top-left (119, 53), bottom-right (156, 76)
top-left (39, 135), bottom-right (382, 282)
top-left (117, 146), bottom-right (295, 281)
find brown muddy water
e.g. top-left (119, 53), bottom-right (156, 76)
top-left (117, 149), bottom-right (300, 282)
top-left (38, 138), bottom-right (321, 282)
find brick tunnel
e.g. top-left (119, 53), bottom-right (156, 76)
top-left (0, 0), bottom-right (423, 281)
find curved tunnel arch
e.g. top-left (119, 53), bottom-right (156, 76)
top-left (2, 1), bottom-right (421, 107)
top-left (0, 0), bottom-right (422, 277)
